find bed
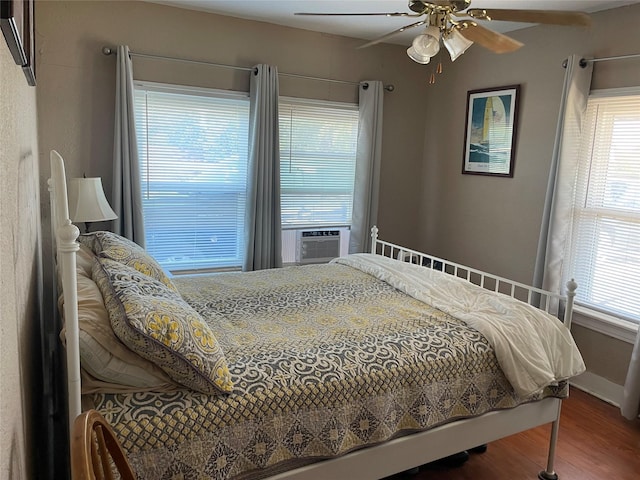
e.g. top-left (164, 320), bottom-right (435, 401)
top-left (49, 150), bottom-right (585, 480)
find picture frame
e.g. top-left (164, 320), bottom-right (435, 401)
top-left (1, 0), bottom-right (27, 66)
top-left (21, 0), bottom-right (34, 86)
top-left (462, 85), bottom-right (520, 177)
top-left (0, 0), bottom-right (35, 86)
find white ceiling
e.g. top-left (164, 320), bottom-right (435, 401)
top-left (148, 0), bottom-right (639, 46)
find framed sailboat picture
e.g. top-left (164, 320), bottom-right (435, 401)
top-left (462, 85), bottom-right (520, 177)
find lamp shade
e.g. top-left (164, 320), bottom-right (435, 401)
top-left (411, 25), bottom-right (441, 57)
top-left (407, 46), bottom-right (432, 64)
top-left (68, 177), bottom-right (118, 223)
top-left (443, 29), bottom-right (474, 61)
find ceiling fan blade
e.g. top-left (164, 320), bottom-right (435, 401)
top-left (357, 20), bottom-right (428, 49)
top-left (467, 9), bottom-right (591, 26)
top-left (295, 12), bottom-right (420, 17)
top-left (458, 23), bottom-right (523, 54)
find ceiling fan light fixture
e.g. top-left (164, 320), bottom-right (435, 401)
top-left (443, 29), bottom-right (474, 61)
top-left (407, 46), bottom-right (431, 64)
top-left (299, 1), bottom-right (592, 69)
top-left (411, 25), bottom-right (441, 57)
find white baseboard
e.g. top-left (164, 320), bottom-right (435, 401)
top-left (570, 371), bottom-right (624, 407)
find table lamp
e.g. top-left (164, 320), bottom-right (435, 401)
top-left (68, 177), bottom-right (118, 232)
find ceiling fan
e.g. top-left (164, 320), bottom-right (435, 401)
top-left (296, 1), bottom-right (591, 71)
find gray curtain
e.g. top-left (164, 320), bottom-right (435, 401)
top-left (349, 81), bottom-right (384, 254)
top-left (533, 55), bottom-right (592, 295)
top-left (112, 45), bottom-right (145, 246)
top-left (243, 64), bottom-right (282, 271)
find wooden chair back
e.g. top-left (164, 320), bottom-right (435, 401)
top-left (71, 409), bottom-right (136, 480)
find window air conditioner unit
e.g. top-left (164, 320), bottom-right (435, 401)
top-left (296, 230), bottom-right (341, 264)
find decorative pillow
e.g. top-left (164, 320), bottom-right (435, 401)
top-left (93, 257), bottom-right (233, 395)
top-left (89, 231), bottom-right (177, 292)
top-left (59, 244), bottom-right (180, 391)
top-left (76, 234), bottom-right (96, 255)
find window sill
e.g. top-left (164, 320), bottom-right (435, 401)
top-left (170, 266), bottom-right (242, 276)
top-left (572, 305), bottom-right (638, 344)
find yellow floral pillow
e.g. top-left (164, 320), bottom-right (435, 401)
top-left (89, 231), bottom-right (178, 292)
top-left (93, 257), bottom-right (233, 395)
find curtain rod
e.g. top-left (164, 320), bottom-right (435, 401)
top-left (576, 52), bottom-right (640, 67)
top-left (101, 46), bottom-right (395, 92)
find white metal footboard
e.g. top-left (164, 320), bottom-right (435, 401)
top-left (369, 225), bottom-right (577, 329)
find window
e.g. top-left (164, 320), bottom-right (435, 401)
top-left (134, 84), bottom-right (360, 272)
top-left (279, 98), bottom-right (359, 228)
top-left (134, 83), bottom-right (250, 273)
top-left (568, 90), bottom-right (640, 324)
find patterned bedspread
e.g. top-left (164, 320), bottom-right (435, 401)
top-left (90, 263), bottom-right (566, 480)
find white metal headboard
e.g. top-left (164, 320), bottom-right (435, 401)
top-left (48, 150), bottom-right (82, 431)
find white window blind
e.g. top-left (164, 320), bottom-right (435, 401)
top-left (569, 92), bottom-right (640, 323)
top-left (134, 83), bottom-right (250, 272)
top-left (279, 98), bottom-right (359, 228)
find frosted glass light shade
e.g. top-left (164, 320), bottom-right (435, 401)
top-left (68, 177), bottom-right (118, 223)
top-left (412, 25), bottom-right (441, 57)
top-left (444, 29), bottom-right (474, 61)
top-left (407, 46), bottom-right (432, 64)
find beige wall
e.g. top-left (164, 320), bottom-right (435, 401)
top-left (0, 34), bottom-right (42, 480)
top-left (418, 4), bottom-right (640, 385)
top-left (571, 324), bottom-right (632, 386)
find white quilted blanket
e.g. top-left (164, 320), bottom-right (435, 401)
top-left (334, 254), bottom-right (585, 397)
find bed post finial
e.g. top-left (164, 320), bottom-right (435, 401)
top-left (370, 226), bottom-right (379, 254)
top-left (57, 221), bottom-right (80, 248)
top-left (562, 278), bottom-right (578, 329)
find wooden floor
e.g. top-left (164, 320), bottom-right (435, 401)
top-left (387, 388), bottom-right (640, 480)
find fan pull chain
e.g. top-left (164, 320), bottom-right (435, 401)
top-left (428, 44), bottom-right (444, 85)
top-left (428, 61), bottom-right (443, 85)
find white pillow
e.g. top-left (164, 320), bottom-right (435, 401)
top-left (60, 245), bottom-right (180, 392)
